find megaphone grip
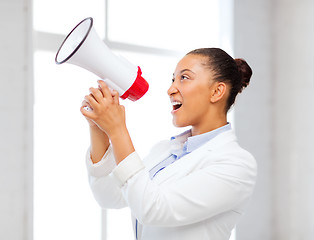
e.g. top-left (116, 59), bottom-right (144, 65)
top-left (120, 66), bottom-right (149, 101)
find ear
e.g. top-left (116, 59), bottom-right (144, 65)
top-left (210, 82), bottom-right (227, 103)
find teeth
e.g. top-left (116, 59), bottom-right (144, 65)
top-left (172, 101), bottom-right (182, 106)
top-left (171, 100), bottom-right (182, 111)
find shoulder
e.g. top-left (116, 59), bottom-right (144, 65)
top-left (208, 139), bottom-right (257, 185)
top-left (224, 141), bottom-right (257, 173)
top-left (205, 130), bottom-right (254, 160)
top-left (200, 130), bottom-right (257, 178)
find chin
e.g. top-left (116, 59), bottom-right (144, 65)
top-left (172, 118), bottom-right (189, 128)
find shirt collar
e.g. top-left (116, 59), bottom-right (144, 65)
top-left (185, 123), bottom-right (232, 153)
top-left (170, 123), bottom-right (232, 155)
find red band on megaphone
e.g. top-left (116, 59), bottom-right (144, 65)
top-left (120, 66), bottom-right (149, 101)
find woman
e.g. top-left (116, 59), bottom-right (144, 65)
top-left (81, 48), bottom-right (257, 240)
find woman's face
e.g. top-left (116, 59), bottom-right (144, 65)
top-left (167, 54), bottom-right (216, 129)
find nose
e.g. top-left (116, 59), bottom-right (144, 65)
top-left (167, 80), bottom-right (179, 96)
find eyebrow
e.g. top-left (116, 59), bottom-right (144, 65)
top-left (173, 69), bottom-right (195, 77)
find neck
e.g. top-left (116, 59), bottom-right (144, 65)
top-left (191, 114), bottom-right (227, 136)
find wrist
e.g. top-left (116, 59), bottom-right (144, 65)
top-left (90, 124), bottom-right (105, 133)
top-left (107, 125), bottom-right (128, 140)
top-left (90, 124), bottom-right (109, 144)
top-left (109, 127), bottom-right (135, 165)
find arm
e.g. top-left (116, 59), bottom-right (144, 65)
top-left (86, 146), bottom-right (127, 209)
top-left (81, 80), bottom-right (135, 165)
top-left (81, 85), bottom-right (128, 208)
top-left (80, 96), bottom-right (110, 164)
top-left (84, 125), bottom-right (128, 209)
top-left (89, 125), bottom-right (109, 163)
top-left (81, 81), bottom-right (134, 209)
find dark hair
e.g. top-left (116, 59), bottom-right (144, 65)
top-left (187, 48), bottom-right (252, 112)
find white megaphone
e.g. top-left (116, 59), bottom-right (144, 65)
top-left (55, 17), bottom-right (149, 101)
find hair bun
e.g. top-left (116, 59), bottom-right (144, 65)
top-left (234, 58), bottom-right (252, 92)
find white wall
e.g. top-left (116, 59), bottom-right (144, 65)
top-left (0, 1), bottom-right (33, 239)
top-left (233, 0), bottom-right (273, 239)
top-left (234, 0), bottom-right (314, 239)
top-left (272, 0), bottom-right (314, 238)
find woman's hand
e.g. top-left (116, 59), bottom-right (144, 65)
top-left (81, 99), bottom-right (98, 128)
top-left (81, 80), bottom-right (135, 164)
top-left (81, 80), bottom-right (126, 138)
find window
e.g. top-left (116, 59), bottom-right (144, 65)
top-left (33, 0), bottom-right (235, 239)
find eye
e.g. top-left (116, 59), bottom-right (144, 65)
top-left (180, 75), bottom-right (189, 81)
top-left (171, 75), bottom-right (189, 83)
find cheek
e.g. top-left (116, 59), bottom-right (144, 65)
top-left (183, 90), bottom-right (211, 121)
top-left (184, 88), bottom-right (210, 109)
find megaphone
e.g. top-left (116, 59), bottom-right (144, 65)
top-left (55, 17), bottom-right (149, 101)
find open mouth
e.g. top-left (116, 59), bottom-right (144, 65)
top-left (172, 101), bottom-right (182, 111)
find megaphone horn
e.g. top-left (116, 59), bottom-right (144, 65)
top-left (55, 17), bottom-right (149, 101)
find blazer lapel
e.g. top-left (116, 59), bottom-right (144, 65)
top-left (147, 130), bottom-right (237, 182)
top-left (143, 141), bottom-right (173, 170)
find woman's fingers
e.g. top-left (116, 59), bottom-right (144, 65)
top-left (89, 87), bottom-right (106, 104)
top-left (82, 82), bottom-right (122, 123)
top-left (112, 90), bottom-right (120, 105)
top-left (85, 93), bottom-right (98, 106)
top-left (81, 99), bottom-right (93, 111)
top-left (80, 102), bottom-right (93, 117)
top-left (81, 97), bottom-right (96, 115)
top-left (98, 80), bottom-right (112, 100)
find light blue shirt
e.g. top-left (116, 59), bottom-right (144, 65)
top-left (149, 123), bottom-right (232, 179)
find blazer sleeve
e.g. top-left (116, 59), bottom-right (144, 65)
top-left (86, 145), bottom-right (127, 209)
top-left (111, 148), bottom-right (257, 227)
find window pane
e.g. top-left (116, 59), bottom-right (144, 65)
top-left (33, 0), bottom-right (105, 37)
top-left (107, 0), bottom-right (220, 52)
top-left (34, 51), bottom-right (101, 240)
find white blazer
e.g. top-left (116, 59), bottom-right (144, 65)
top-left (86, 129), bottom-right (257, 240)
